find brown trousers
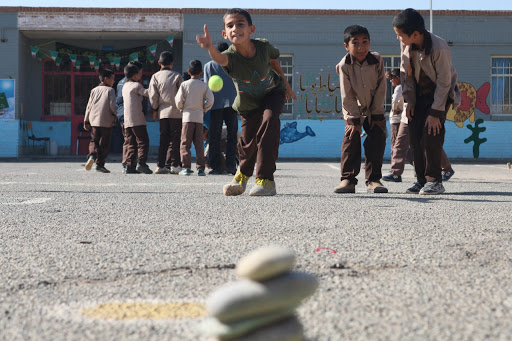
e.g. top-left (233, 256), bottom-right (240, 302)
top-left (158, 118), bottom-right (182, 168)
top-left (180, 122), bottom-right (205, 169)
top-left (238, 92), bottom-right (285, 181)
top-left (390, 122), bottom-right (413, 176)
top-left (88, 126), bottom-right (112, 168)
top-left (340, 117), bottom-right (386, 185)
top-left (123, 125), bottom-right (149, 167)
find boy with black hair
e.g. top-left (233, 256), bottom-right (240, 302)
top-left (117, 60), bottom-right (143, 173)
top-left (196, 8), bottom-right (296, 196)
top-left (84, 68), bottom-right (117, 173)
top-left (334, 25), bottom-right (387, 194)
top-left (392, 8), bottom-right (460, 195)
top-left (122, 63), bottom-right (152, 174)
top-left (175, 60), bottom-right (214, 176)
top-left (149, 51), bottom-right (184, 175)
top-left (203, 41), bottom-right (239, 175)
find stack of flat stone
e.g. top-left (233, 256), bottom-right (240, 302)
top-left (202, 246), bottom-right (318, 341)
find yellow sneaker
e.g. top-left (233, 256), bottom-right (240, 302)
top-left (223, 169), bottom-right (249, 196)
top-left (249, 178), bottom-right (277, 196)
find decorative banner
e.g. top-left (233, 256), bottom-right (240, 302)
top-left (0, 79), bottom-right (15, 120)
top-left (31, 46), bottom-right (39, 58)
top-left (50, 51), bottom-right (59, 61)
top-left (129, 52), bottom-right (138, 62)
top-left (69, 54), bottom-right (77, 66)
top-left (148, 44), bottom-right (157, 56)
top-left (75, 59), bottom-right (81, 69)
top-left (147, 53), bottom-right (155, 63)
top-left (109, 57), bottom-right (116, 68)
top-left (55, 56), bottom-right (62, 67)
top-left (114, 57), bottom-right (121, 69)
top-left (166, 35), bottom-right (174, 47)
top-left (89, 56), bottom-right (96, 68)
top-left (94, 60), bottom-right (100, 71)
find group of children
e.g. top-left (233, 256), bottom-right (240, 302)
top-left (84, 7), bottom-right (459, 196)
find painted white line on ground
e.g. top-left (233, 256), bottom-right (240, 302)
top-left (0, 182), bottom-right (218, 187)
top-left (324, 164), bottom-right (340, 171)
top-left (474, 165), bottom-right (511, 170)
top-left (1, 198), bottom-right (52, 205)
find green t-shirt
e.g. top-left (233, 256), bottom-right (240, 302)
top-left (222, 39), bottom-right (286, 114)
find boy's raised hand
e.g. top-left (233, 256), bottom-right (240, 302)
top-left (196, 25), bottom-right (212, 49)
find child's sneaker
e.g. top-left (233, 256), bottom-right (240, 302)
top-left (95, 166), bottom-right (110, 173)
top-left (382, 173), bottom-right (402, 182)
top-left (170, 166), bottom-right (182, 174)
top-left (442, 169), bottom-right (455, 182)
top-left (249, 178), bottom-right (276, 196)
top-left (179, 168), bottom-right (193, 176)
top-left (197, 169), bottom-right (206, 176)
top-left (85, 156), bottom-right (95, 171)
top-left (125, 166), bottom-right (138, 174)
top-left (223, 169), bottom-right (249, 196)
top-left (155, 167), bottom-right (170, 174)
top-left (334, 179), bottom-right (356, 193)
top-left (367, 181), bottom-right (388, 193)
top-left (419, 181), bottom-right (445, 195)
top-left (136, 163), bottom-right (153, 174)
top-left (406, 181), bottom-right (424, 194)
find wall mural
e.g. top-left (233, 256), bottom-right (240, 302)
top-left (446, 82), bottom-right (490, 127)
top-left (464, 118), bottom-right (487, 158)
top-left (280, 122), bottom-right (316, 144)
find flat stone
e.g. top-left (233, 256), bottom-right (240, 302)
top-left (212, 316), bottom-right (304, 341)
top-left (206, 272), bottom-right (318, 323)
top-left (202, 308), bottom-right (295, 339)
top-left (236, 246), bottom-right (296, 281)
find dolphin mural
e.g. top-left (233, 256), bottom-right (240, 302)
top-left (280, 122), bottom-right (316, 144)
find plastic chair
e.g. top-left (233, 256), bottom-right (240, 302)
top-left (26, 121), bottom-right (50, 153)
top-left (76, 123), bottom-right (90, 155)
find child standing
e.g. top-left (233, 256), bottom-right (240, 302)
top-left (122, 63), bottom-right (152, 174)
top-left (149, 51), bottom-right (184, 175)
top-left (175, 60), bottom-right (214, 176)
top-left (84, 69), bottom-right (117, 173)
top-left (392, 8), bottom-right (460, 195)
top-left (334, 25), bottom-right (388, 194)
top-left (196, 8), bottom-right (296, 196)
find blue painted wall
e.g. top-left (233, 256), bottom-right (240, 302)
top-left (0, 120), bottom-right (20, 157)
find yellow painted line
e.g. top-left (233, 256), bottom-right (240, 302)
top-left (81, 302), bottom-right (207, 320)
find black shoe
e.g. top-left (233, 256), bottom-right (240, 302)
top-left (442, 169), bottom-right (455, 182)
top-left (209, 169), bottom-right (227, 175)
top-left (406, 182), bottom-right (424, 194)
top-left (382, 173), bottom-right (402, 182)
top-left (125, 166), bottom-right (138, 174)
top-left (136, 164), bottom-right (153, 174)
top-left (226, 168), bottom-right (237, 175)
top-left (95, 166), bottom-right (110, 173)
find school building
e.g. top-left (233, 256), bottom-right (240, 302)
top-left (0, 7), bottom-right (511, 159)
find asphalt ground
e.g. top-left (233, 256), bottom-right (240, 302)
top-left (1, 161), bottom-right (512, 340)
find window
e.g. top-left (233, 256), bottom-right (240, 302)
top-left (279, 55), bottom-right (293, 117)
top-left (382, 56), bottom-right (401, 113)
top-left (491, 57), bottom-right (512, 113)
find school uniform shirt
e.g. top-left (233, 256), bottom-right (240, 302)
top-left (222, 39), bottom-right (287, 114)
top-left (336, 51), bottom-right (386, 126)
top-left (175, 79), bottom-right (214, 124)
top-left (122, 81), bottom-right (149, 128)
top-left (84, 83), bottom-right (116, 128)
top-left (148, 68), bottom-right (184, 119)
top-left (400, 32), bottom-right (461, 118)
top-left (390, 84), bottom-right (403, 125)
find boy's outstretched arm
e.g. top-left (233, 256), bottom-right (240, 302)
top-left (270, 59), bottom-right (297, 101)
top-left (196, 25), bottom-right (228, 67)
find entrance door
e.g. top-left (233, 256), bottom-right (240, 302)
top-left (71, 73), bottom-right (97, 155)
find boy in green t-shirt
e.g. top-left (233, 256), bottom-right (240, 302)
top-left (197, 8), bottom-right (296, 196)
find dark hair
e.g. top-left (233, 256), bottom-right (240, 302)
top-left (124, 64), bottom-right (139, 79)
top-left (99, 69), bottom-right (114, 82)
top-left (159, 51), bottom-right (174, 65)
top-left (223, 8), bottom-right (252, 26)
top-left (392, 8), bottom-right (426, 36)
top-left (129, 60), bottom-right (143, 70)
top-left (344, 25), bottom-right (370, 44)
top-left (188, 60), bottom-right (203, 76)
top-left (390, 68), bottom-right (400, 78)
top-left (216, 41), bottom-right (229, 53)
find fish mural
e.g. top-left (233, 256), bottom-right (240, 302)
top-left (280, 122), bottom-right (316, 144)
top-left (446, 82), bottom-right (490, 128)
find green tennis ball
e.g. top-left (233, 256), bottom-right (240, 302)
top-left (208, 75), bottom-right (223, 92)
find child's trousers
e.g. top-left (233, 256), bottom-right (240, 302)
top-left (158, 118), bottom-right (182, 168)
top-left (88, 126), bottom-right (112, 168)
top-left (123, 125), bottom-right (149, 167)
top-left (238, 92), bottom-right (285, 181)
top-left (180, 122), bottom-right (205, 170)
top-left (340, 117), bottom-right (386, 185)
